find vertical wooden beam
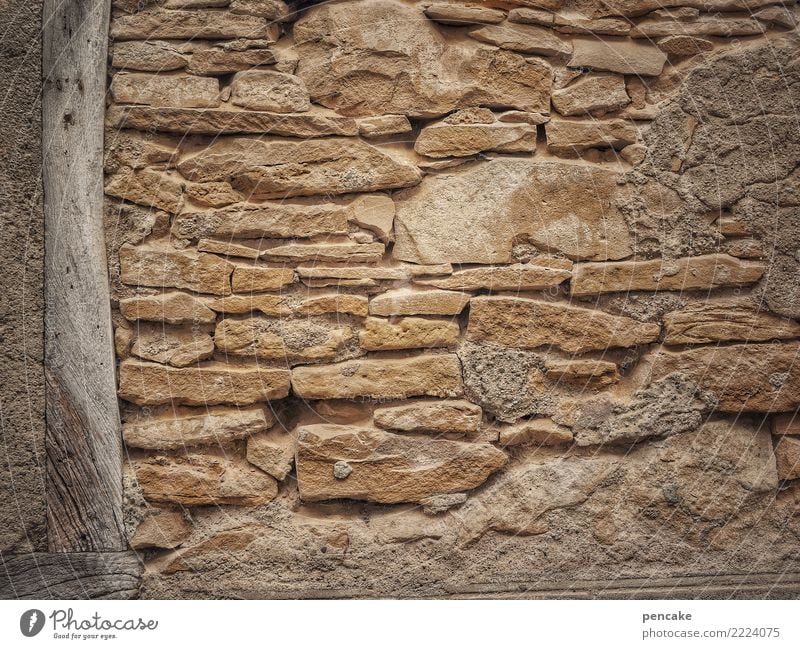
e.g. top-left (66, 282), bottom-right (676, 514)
top-left (42, 0), bottom-right (124, 551)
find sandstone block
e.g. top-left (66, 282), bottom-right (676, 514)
top-left (230, 0), bottom-right (292, 19)
top-left (359, 317), bottom-right (460, 350)
top-left (295, 294), bottom-right (369, 317)
top-left (568, 37), bottom-right (667, 76)
top-left (424, 3), bottom-right (507, 25)
top-left (197, 239), bottom-right (261, 260)
top-left (263, 242), bottom-right (385, 264)
top-left (545, 119), bottom-right (638, 154)
top-left (775, 436), bottom-right (800, 480)
top-left (552, 75), bottom-right (630, 116)
top-left (469, 23), bottom-right (571, 57)
top-left (119, 359), bottom-right (291, 406)
top-left (111, 9), bottom-right (280, 40)
top-left (357, 115), bottom-right (413, 138)
top-left (177, 137), bottom-right (421, 199)
top-left (467, 296), bottom-right (660, 353)
top-left (133, 455), bottom-right (278, 506)
top-left (415, 122), bottom-right (537, 158)
top-left (631, 17), bottom-right (764, 38)
top-left (231, 266), bottom-right (295, 292)
top-left (119, 292), bottom-right (217, 324)
top-left (185, 182), bottom-right (243, 208)
top-left (291, 355), bottom-right (463, 400)
top-left (131, 510), bottom-right (191, 550)
top-left (415, 263), bottom-right (571, 291)
top-left (112, 41), bottom-right (188, 72)
top-left (131, 326), bottom-right (215, 367)
top-left (369, 288), bottom-right (470, 316)
top-left (295, 424), bottom-right (506, 503)
top-left (119, 245), bottom-right (233, 295)
top-left (246, 427), bottom-right (295, 480)
top-left (230, 70), bottom-right (310, 112)
top-left (105, 168), bottom-right (184, 214)
top-left (373, 400), bottom-right (483, 434)
top-left (498, 418), bottom-right (574, 446)
top-left (656, 35), bottom-right (714, 57)
top-left (123, 406), bottom-right (272, 450)
top-left (207, 294), bottom-right (291, 316)
top-left (571, 254), bottom-right (766, 296)
top-left (187, 47), bottom-right (278, 75)
top-left (110, 73), bottom-right (219, 108)
top-left (544, 359), bottom-right (620, 388)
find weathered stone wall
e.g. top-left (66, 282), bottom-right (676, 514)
top-left (105, 0), bottom-right (800, 597)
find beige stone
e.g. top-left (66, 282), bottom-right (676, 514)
top-left (424, 3), bottom-right (506, 24)
top-left (187, 47), bottom-right (277, 74)
top-left (230, 70), bottom-right (310, 112)
top-left (571, 254), bottom-right (766, 296)
top-left (631, 17), bottom-right (764, 38)
top-left (104, 129), bottom-right (176, 172)
top-left (498, 418), bottom-right (574, 446)
top-left (467, 296), bottom-right (660, 353)
top-left (656, 35), bottom-right (714, 57)
top-left (133, 455), bottom-right (278, 506)
top-left (111, 73), bottom-right (219, 108)
top-left (663, 299), bottom-right (800, 345)
top-left (111, 9), bottom-right (280, 40)
top-left (131, 511), bottom-right (191, 550)
top-left (131, 325), bottom-right (215, 367)
top-left (229, 0), bottom-right (291, 19)
top-left (297, 267), bottom-right (408, 283)
top-left (120, 292), bottom-right (217, 324)
top-left (185, 182), bottom-right (242, 208)
top-left (552, 75), bottom-right (630, 116)
top-left (394, 159), bottom-right (633, 264)
top-left (592, 0), bottom-right (781, 17)
top-left (207, 294), bottom-right (291, 316)
top-left (112, 41), bottom-right (188, 72)
top-left (105, 168), bottom-right (184, 214)
top-left (119, 245), bottom-right (233, 296)
top-left (415, 122), bottom-right (537, 158)
top-left (568, 38), bottom-right (667, 76)
top-left (359, 317), bottom-right (460, 351)
top-left (291, 355), bottom-right (463, 400)
top-left (647, 342), bottom-right (800, 412)
top-left (348, 194), bottom-right (396, 242)
top-left (754, 6), bottom-right (797, 29)
top-left (197, 239), bottom-right (261, 260)
top-left (177, 137), bottom-right (421, 199)
top-left (509, 8), bottom-right (632, 35)
top-left (545, 119), bottom-right (638, 154)
top-left (160, 525), bottom-right (263, 574)
top-left (295, 424), bottom-right (506, 503)
top-left (469, 23), bottom-right (572, 57)
top-left (357, 115), bottom-right (412, 138)
top-left (119, 359), bottom-right (291, 406)
top-left (416, 263), bottom-right (571, 291)
top-left (775, 436), bottom-right (800, 480)
top-left (123, 406), bottom-right (272, 450)
top-left (369, 288), bottom-right (469, 316)
top-left (373, 400), bottom-right (482, 434)
top-left (544, 359), bottom-right (620, 388)
top-left (773, 413), bottom-right (800, 436)
top-left (263, 242), bottom-right (385, 264)
top-left (230, 266), bottom-right (295, 292)
top-left (295, 294), bottom-right (369, 318)
top-left (246, 427), bottom-right (295, 480)
top-left (107, 106), bottom-right (358, 138)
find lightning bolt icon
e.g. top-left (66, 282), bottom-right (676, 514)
top-left (28, 611), bottom-right (38, 633)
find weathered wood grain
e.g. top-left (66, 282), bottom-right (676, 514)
top-left (42, 0), bottom-right (124, 551)
top-left (0, 552), bottom-right (141, 599)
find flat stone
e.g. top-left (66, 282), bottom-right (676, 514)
top-left (111, 9), bottom-right (280, 40)
top-left (469, 23), bottom-right (572, 57)
top-left (420, 493), bottom-right (468, 514)
top-left (131, 510), bottom-right (191, 550)
top-left (291, 355), bottom-right (463, 400)
top-left (571, 254), bottom-right (766, 296)
top-left (508, 8), bottom-right (632, 35)
top-left (773, 413), bottom-right (800, 436)
top-left (467, 296), bottom-right (661, 353)
top-left (295, 424), bottom-right (506, 503)
top-left (133, 455), bottom-right (278, 506)
top-left (229, 0), bottom-right (292, 19)
top-left (119, 245), bottom-right (233, 296)
top-left (544, 359), bottom-right (620, 388)
top-left (185, 182), bottom-right (242, 208)
top-left (176, 137), bottom-right (421, 199)
top-left (111, 73), bottom-right (219, 108)
top-left (262, 242), bottom-right (385, 263)
top-left (359, 317), bottom-right (460, 350)
top-left (112, 41), bottom-right (188, 72)
top-left (394, 158), bottom-right (633, 264)
top-left (663, 299), bottom-right (800, 345)
top-left (656, 35), bottom-right (714, 57)
top-left (197, 239), bottom-right (261, 259)
top-left (187, 47), bottom-right (278, 74)
top-left (207, 294), bottom-right (291, 316)
top-left (775, 436), bottom-right (800, 480)
top-left (424, 3), bottom-right (507, 25)
top-left (568, 37), bottom-right (667, 76)
top-left (415, 263), bottom-right (571, 291)
top-left (647, 342), bottom-right (800, 412)
top-left (631, 17), bottom-right (765, 38)
top-left (230, 70), bottom-right (310, 112)
top-left (373, 400), bottom-right (483, 434)
top-left (357, 115), bottom-right (413, 138)
top-left (593, 0), bottom-right (781, 17)
top-left (498, 418), bottom-right (574, 446)
top-left (545, 119), bottom-right (638, 154)
top-left (130, 325), bottom-right (215, 367)
top-left (247, 427), bottom-right (295, 480)
top-left (297, 267), bottom-right (408, 282)
top-left (415, 122), bottom-right (537, 158)
top-left (230, 266), bottom-right (295, 292)
top-left (552, 75), bottom-right (630, 116)
top-left (123, 406), bottom-right (272, 450)
top-left (119, 292), bottom-right (217, 324)
top-left (754, 6), bottom-right (798, 29)
top-left (119, 359), bottom-right (291, 406)
top-left (105, 168), bottom-right (184, 214)
top-left (295, 294), bottom-right (369, 317)
top-left (369, 288), bottom-right (470, 316)
top-left (107, 106), bottom-right (359, 137)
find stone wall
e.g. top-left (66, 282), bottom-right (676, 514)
top-left (105, 0), bottom-right (800, 597)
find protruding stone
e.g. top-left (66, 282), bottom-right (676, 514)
top-left (291, 355), bottom-right (463, 400)
top-left (373, 400), bottom-right (483, 434)
top-left (568, 38), bottom-right (667, 76)
top-left (469, 23), bottom-right (572, 57)
top-left (123, 406), bottom-right (272, 450)
top-left (120, 292), bottom-right (217, 324)
top-left (359, 317), bottom-right (460, 351)
top-left (467, 296), bottom-right (660, 353)
top-left (119, 359), bottom-right (291, 406)
top-left (415, 121), bottom-right (537, 158)
top-left (571, 255), bottom-right (766, 296)
top-left (498, 418), bottom-right (574, 446)
top-left (414, 263), bottom-right (571, 291)
top-left (119, 245), bottom-right (233, 295)
top-left (295, 424), bottom-right (506, 503)
top-left (424, 3), bottom-right (506, 25)
top-left (133, 455), bottom-right (278, 506)
top-left (246, 427), bottom-right (295, 480)
top-left (111, 73), bottom-right (219, 108)
top-left (552, 75), bottom-right (630, 116)
top-left (131, 511), bottom-right (191, 550)
top-left (369, 288), bottom-right (470, 316)
top-left (177, 137), bottom-right (422, 199)
top-left (230, 70), bottom-right (310, 112)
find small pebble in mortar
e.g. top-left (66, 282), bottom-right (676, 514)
top-left (333, 461), bottom-right (352, 480)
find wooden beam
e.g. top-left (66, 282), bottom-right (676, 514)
top-left (0, 552), bottom-right (141, 599)
top-left (42, 0), bottom-right (124, 551)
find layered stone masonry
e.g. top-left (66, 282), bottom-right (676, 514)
top-left (105, 0), bottom-right (800, 576)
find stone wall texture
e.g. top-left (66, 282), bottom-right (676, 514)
top-left (105, 0), bottom-right (800, 597)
